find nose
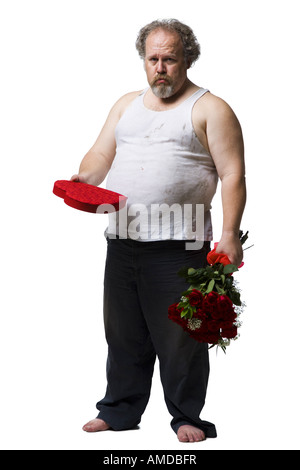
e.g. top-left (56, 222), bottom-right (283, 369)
top-left (156, 58), bottom-right (166, 74)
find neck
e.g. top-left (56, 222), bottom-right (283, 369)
top-left (152, 77), bottom-right (191, 105)
top-left (145, 78), bottom-right (198, 111)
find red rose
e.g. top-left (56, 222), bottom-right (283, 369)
top-left (203, 291), bottom-right (219, 314)
top-left (168, 303), bottom-right (188, 330)
top-left (207, 320), bottom-right (221, 333)
top-left (217, 295), bottom-right (237, 322)
top-left (211, 306), bottom-right (223, 321)
top-left (207, 332), bottom-right (221, 344)
top-left (194, 308), bottom-right (209, 321)
top-left (221, 326), bottom-right (238, 339)
top-left (207, 247), bottom-right (231, 266)
top-left (198, 331), bottom-right (220, 344)
top-left (187, 318), bottom-right (220, 344)
top-left (219, 320), bottom-right (235, 330)
top-left (188, 330), bottom-right (204, 342)
top-left (188, 289), bottom-right (204, 307)
top-left (207, 242), bottom-right (244, 268)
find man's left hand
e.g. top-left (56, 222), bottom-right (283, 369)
top-left (215, 232), bottom-right (243, 267)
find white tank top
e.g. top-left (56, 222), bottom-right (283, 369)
top-left (105, 87), bottom-right (218, 241)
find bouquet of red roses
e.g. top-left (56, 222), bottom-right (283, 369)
top-left (168, 231), bottom-right (249, 353)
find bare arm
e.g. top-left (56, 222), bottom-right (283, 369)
top-left (205, 95), bottom-right (246, 265)
top-left (71, 91), bottom-right (141, 186)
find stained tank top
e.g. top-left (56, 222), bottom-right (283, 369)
top-left (105, 87), bottom-right (218, 241)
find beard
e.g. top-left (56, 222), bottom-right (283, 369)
top-left (150, 75), bottom-right (175, 98)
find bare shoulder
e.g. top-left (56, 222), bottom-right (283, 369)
top-left (196, 91), bottom-right (239, 121)
top-left (192, 91), bottom-right (243, 153)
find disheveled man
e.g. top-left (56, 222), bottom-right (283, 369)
top-left (71, 19), bottom-right (246, 442)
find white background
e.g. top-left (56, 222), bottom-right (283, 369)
top-left (1, 0), bottom-right (299, 450)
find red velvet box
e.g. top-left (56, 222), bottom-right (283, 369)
top-left (53, 180), bottom-right (127, 213)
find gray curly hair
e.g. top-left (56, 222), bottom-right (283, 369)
top-left (135, 19), bottom-right (201, 67)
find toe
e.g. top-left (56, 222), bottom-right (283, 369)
top-left (82, 421), bottom-right (95, 432)
top-left (177, 425), bottom-right (206, 443)
top-left (177, 430), bottom-right (189, 442)
top-left (82, 418), bottom-right (110, 432)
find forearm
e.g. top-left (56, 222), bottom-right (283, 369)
top-left (220, 174), bottom-right (246, 236)
top-left (215, 174), bottom-right (246, 266)
top-left (75, 150), bottom-right (112, 186)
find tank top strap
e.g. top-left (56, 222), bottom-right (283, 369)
top-left (185, 87), bottom-right (209, 107)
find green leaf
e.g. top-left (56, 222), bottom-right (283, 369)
top-left (228, 290), bottom-right (241, 306)
top-left (189, 306), bottom-right (196, 319)
top-left (215, 284), bottom-right (225, 295)
top-left (188, 268), bottom-right (197, 276)
top-left (223, 264), bottom-right (238, 275)
top-left (206, 279), bottom-right (215, 293)
top-left (225, 276), bottom-right (233, 288)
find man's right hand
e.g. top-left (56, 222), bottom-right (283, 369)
top-left (70, 174), bottom-right (89, 184)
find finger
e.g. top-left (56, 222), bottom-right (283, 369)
top-left (70, 174), bottom-right (80, 182)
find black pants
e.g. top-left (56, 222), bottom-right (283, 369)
top-left (96, 237), bottom-right (217, 438)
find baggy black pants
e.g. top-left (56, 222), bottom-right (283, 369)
top-left (96, 237), bottom-right (217, 438)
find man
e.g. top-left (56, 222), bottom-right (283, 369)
top-left (71, 19), bottom-right (246, 443)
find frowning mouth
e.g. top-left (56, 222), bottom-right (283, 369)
top-left (151, 75), bottom-right (171, 87)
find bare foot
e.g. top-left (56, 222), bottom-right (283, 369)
top-left (177, 425), bottom-right (206, 443)
top-left (82, 418), bottom-right (110, 433)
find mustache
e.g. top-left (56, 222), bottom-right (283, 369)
top-left (150, 75), bottom-right (173, 86)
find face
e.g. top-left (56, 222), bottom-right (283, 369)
top-left (144, 29), bottom-right (189, 99)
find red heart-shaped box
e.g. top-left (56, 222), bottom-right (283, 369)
top-left (53, 180), bottom-right (127, 213)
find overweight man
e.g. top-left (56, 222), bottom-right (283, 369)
top-left (71, 19), bottom-right (246, 443)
